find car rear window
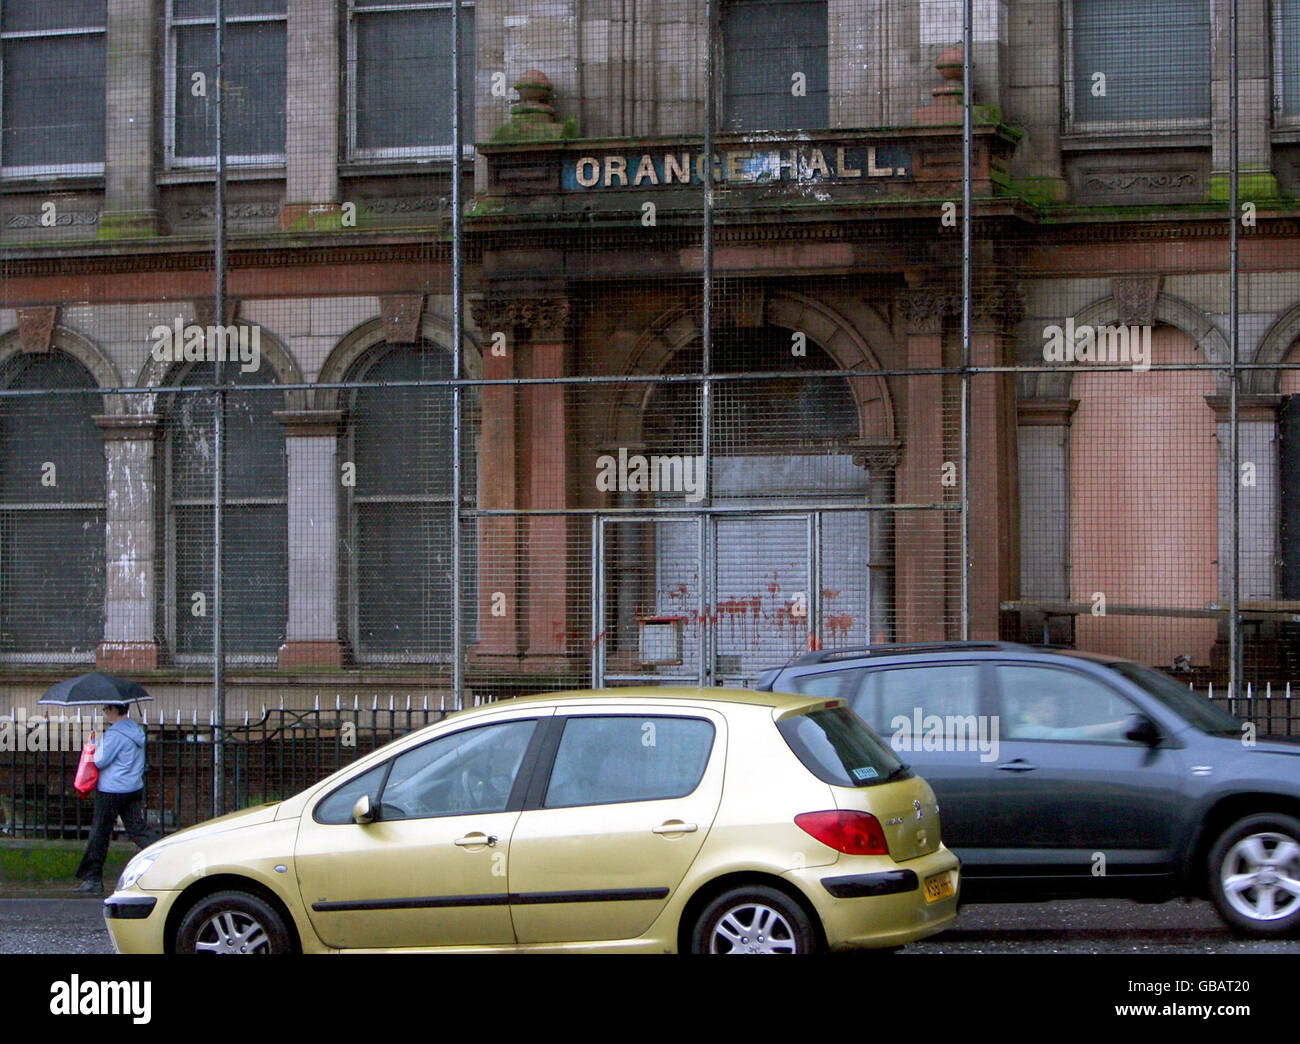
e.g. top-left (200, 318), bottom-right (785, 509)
top-left (777, 705), bottom-right (908, 788)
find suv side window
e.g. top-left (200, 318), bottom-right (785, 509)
top-left (997, 665), bottom-right (1138, 743)
top-left (544, 715), bottom-right (715, 808)
top-left (856, 663), bottom-right (984, 737)
top-left (787, 668), bottom-right (862, 700)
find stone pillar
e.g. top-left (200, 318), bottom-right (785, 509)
top-left (280, 0), bottom-right (340, 230)
top-left (968, 286), bottom-right (1022, 640)
top-left (894, 288), bottom-right (951, 641)
top-left (520, 299), bottom-right (572, 662)
top-left (851, 443), bottom-right (902, 644)
top-left (1209, 0), bottom-right (1277, 200)
top-left (101, 0), bottom-right (162, 237)
top-left (1208, 395), bottom-right (1280, 604)
top-left (1017, 398), bottom-right (1077, 641)
top-left (467, 301), bottom-right (521, 662)
top-left (275, 410), bottom-right (346, 667)
top-left (95, 415), bottom-right (162, 671)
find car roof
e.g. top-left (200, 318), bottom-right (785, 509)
top-left (470, 686), bottom-right (825, 714)
top-left (770, 642), bottom-right (1140, 674)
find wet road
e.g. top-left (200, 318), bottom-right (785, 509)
top-left (2, 895), bottom-right (1298, 954)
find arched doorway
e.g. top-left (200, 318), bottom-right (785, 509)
top-left (598, 323), bottom-right (877, 683)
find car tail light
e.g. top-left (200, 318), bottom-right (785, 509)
top-left (795, 810), bottom-right (890, 855)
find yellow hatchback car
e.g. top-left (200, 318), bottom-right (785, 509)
top-left (104, 688), bottom-right (960, 954)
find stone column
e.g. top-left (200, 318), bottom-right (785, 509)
top-left (852, 443), bottom-right (902, 644)
top-left (101, 0), bottom-right (162, 237)
top-left (280, 0), bottom-right (340, 230)
top-left (1017, 397), bottom-right (1077, 641)
top-left (968, 286), bottom-right (1022, 640)
top-left (894, 288), bottom-right (951, 641)
top-left (1209, 0), bottom-right (1277, 201)
top-left (1208, 395), bottom-right (1280, 604)
top-left (520, 299), bottom-right (572, 663)
top-left (95, 415), bottom-right (162, 671)
top-left (275, 410), bottom-right (346, 667)
top-left (467, 301), bottom-right (521, 662)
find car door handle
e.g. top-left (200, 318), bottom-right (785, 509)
top-left (454, 832), bottom-right (498, 847)
top-left (996, 759), bottom-right (1037, 772)
top-left (652, 820), bottom-right (698, 834)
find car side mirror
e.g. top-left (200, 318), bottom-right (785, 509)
top-left (352, 794), bottom-right (376, 825)
top-left (1124, 713), bottom-right (1161, 747)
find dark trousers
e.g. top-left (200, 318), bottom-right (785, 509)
top-left (74, 789), bottom-right (158, 883)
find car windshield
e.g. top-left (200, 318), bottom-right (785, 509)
top-left (1107, 661), bottom-right (1245, 735)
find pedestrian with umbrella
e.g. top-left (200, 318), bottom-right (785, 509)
top-left (40, 673), bottom-right (159, 896)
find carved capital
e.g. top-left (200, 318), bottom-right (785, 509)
top-left (899, 288), bottom-right (953, 334)
top-left (970, 285), bottom-right (1025, 330)
top-left (379, 295), bottom-right (425, 344)
top-left (1111, 276), bottom-right (1162, 327)
top-left (472, 297), bottom-right (571, 340)
top-left (16, 307), bottom-right (57, 353)
top-left (849, 438), bottom-right (903, 472)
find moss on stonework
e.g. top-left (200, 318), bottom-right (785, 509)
top-left (490, 114), bottom-right (579, 144)
top-left (1206, 172), bottom-right (1281, 203)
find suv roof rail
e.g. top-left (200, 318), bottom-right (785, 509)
top-left (791, 641), bottom-right (1030, 666)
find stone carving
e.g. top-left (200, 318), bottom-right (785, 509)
top-left (380, 295), bottom-right (425, 344)
top-left (191, 297), bottom-right (239, 329)
top-left (1111, 276), bottom-right (1162, 326)
top-left (471, 297), bottom-right (571, 337)
top-left (16, 307), bottom-right (57, 353)
top-left (900, 288), bottom-right (954, 333)
top-left (1082, 171), bottom-right (1198, 193)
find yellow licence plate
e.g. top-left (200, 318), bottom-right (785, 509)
top-left (923, 872), bottom-right (954, 903)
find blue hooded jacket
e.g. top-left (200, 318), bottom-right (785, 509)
top-left (93, 717), bottom-right (147, 794)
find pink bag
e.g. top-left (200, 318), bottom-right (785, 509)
top-left (74, 732), bottom-right (98, 797)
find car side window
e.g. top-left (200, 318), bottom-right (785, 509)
top-left (314, 763), bottom-right (389, 825)
top-left (544, 715), bottom-right (715, 809)
top-left (861, 664), bottom-right (983, 737)
top-left (787, 669), bottom-right (861, 700)
top-left (377, 719), bottom-right (537, 820)
top-left (997, 665), bottom-right (1137, 743)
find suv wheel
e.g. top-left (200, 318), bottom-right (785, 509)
top-left (176, 890), bottom-right (294, 954)
top-left (690, 885), bottom-right (818, 954)
top-left (1207, 813), bottom-right (1300, 937)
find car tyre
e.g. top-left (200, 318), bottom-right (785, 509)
top-left (1207, 812), bottom-right (1300, 938)
top-left (176, 890), bottom-right (294, 954)
top-left (690, 885), bottom-right (819, 954)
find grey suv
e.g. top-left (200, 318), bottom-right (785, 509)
top-left (756, 641), bottom-right (1300, 937)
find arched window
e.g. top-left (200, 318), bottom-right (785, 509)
top-left (342, 341), bottom-right (472, 660)
top-left (160, 358), bottom-right (287, 659)
top-left (0, 350), bottom-right (105, 658)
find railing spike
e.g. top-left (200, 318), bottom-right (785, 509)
top-left (335, 693), bottom-right (341, 711)
top-left (372, 694), bottom-right (377, 711)
top-left (353, 694), bottom-right (359, 710)
top-left (388, 694), bottom-right (394, 712)
top-left (405, 694), bottom-right (411, 711)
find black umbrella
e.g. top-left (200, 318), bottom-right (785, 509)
top-left (38, 672), bottom-right (153, 708)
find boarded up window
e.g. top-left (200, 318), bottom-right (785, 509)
top-left (722, 0), bottom-right (828, 132)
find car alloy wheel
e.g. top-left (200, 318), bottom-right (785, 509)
top-left (176, 890), bottom-right (294, 954)
top-left (691, 885), bottom-right (818, 954)
top-left (1208, 813), bottom-right (1300, 937)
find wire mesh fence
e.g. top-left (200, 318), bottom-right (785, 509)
top-left (2, 0), bottom-right (1299, 825)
